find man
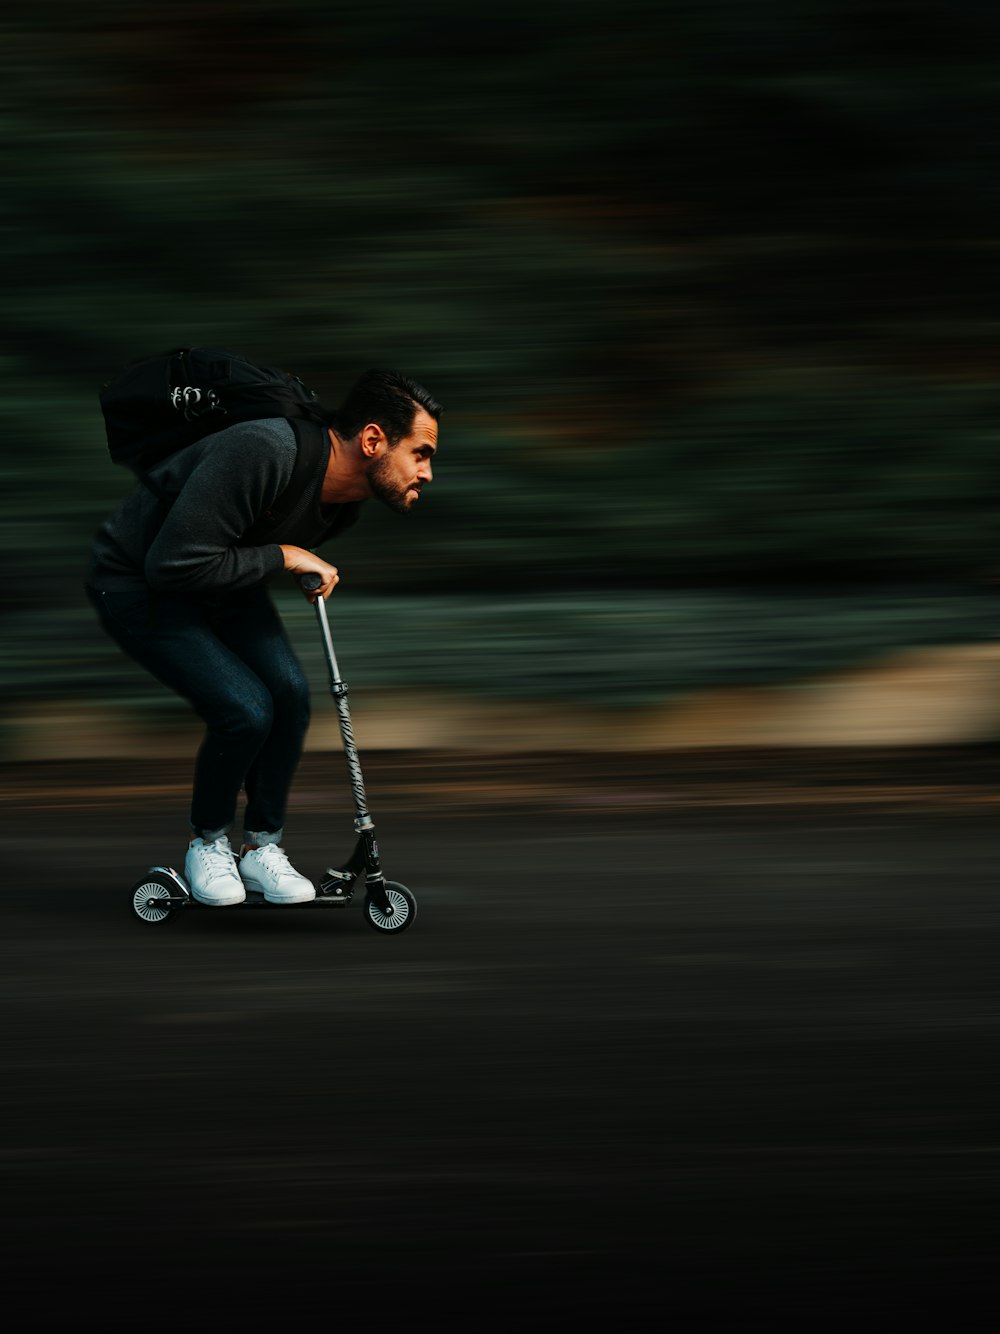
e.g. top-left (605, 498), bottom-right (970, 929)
top-left (86, 368), bottom-right (441, 906)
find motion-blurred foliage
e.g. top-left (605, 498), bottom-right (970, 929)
top-left (2, 1), bottom-right (999, 727)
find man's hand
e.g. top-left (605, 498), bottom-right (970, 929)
top-left (280, 546), bottom-right (340, 601)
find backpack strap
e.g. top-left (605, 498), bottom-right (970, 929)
top-left (241, 417), bottom-right (330, 545)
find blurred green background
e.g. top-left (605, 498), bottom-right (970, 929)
top-left (3, 0), bottom-right (1000, 756)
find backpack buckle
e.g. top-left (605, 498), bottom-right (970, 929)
top-left (170, 385), bottom-right (225, 421)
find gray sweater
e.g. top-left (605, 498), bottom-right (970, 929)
top-left (88, 418), bottom-right (357, 593)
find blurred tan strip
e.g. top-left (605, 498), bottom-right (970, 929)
top-left (2, 780), bottom-right (998, 814)
top-left (8, 643), bottom-right (1000, 760)
top-left (0, 784), bottom-right (188, 804)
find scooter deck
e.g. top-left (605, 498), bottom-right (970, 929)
top-left (184, 891), bottom-right (353, 909)
top-left (147, 866), bottom-right (354, 909)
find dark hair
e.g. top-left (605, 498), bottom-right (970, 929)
top-left (334, 369), bottom-right (442, 445)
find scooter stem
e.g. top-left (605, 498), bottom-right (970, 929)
top-left (301, 577), bottom-right (372, 831)
top-left (312, 586), bottom-right (344, 688)
top-left (299, 575), bottom-right (390, 911)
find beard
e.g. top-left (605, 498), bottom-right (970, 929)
top-left (366, 453), bottom-right (416, 514)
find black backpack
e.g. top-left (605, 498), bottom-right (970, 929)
top-left (100, 346), bottom-right (331, 482)
top-left (99, 346), bottom-right (335, 542)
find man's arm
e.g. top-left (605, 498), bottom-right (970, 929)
top-left (144, 421), bottom-right (294, 593)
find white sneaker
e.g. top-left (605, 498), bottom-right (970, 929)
top-left (239, 844), bottom-right (316, 904)
top-left (185, 836), bottom-right (246, 906)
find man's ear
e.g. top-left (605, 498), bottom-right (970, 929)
top-left (359, 423), bottom-right (389, 457)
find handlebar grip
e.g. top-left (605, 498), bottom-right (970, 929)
top-left (299, 573), bottom-right (323, 592)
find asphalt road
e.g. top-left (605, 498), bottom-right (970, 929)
top-left (2, 750), bottom-right (999, 1326)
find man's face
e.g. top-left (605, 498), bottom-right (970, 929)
top-left (365, 407), bottom-right (437, 514)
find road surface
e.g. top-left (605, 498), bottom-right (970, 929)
top-left (2, 749), bottom-right (998, 1325)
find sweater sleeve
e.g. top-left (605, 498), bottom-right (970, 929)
top-left (143, 421), bottom-right (293, 592)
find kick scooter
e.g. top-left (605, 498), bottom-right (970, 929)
top-left (128, 574), bottom-right (417, 932)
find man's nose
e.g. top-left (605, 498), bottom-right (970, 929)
top-left (419, 461), bottom-right (433, 482)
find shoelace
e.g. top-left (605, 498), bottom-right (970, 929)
top-left (199, 837), bottom-right (239, 882)
top-left (250, 843), bottom-right (294, 875)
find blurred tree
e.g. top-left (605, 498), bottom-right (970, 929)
top-left (0, 0), bottom-right (997, 606)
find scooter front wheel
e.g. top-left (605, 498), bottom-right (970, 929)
top-left (364, 881), bottom-right (417, 934)
top-left (130, 873), bottom-right (182, 926)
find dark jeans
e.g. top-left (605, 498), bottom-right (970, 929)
top-left (87, 583), bottom-right (311, 840)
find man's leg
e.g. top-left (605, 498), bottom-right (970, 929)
top-left (204, 585), bottom-right (312, 842)
top-left (87, 587), bottom-right (281, 838)
top-left (203, 587), bottom-right (316, 903)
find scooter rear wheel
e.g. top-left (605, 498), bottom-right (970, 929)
top-left (130, 873), bottom-right (181, 925)
top-left (364, 881), bottom-right (417, 933)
